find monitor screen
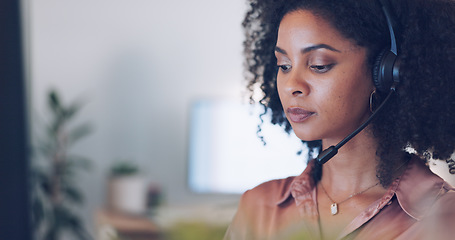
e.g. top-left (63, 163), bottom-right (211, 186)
top-left (188, 99), bottom-right (309, 194)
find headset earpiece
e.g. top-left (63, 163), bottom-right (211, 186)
top-left (372, 0), bottom-right (401, 93)
top-left (372, 48), bottom-right (399, 93)
top-left (372, 48), bottom-right (388, 92)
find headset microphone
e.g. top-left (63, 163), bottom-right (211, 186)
top-left (316, 88), bottom-right (395, 164)
top-left (316, 0), bottom-right (400, 164)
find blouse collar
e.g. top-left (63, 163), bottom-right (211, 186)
top-left (276, 155), bottom-right (448, 221)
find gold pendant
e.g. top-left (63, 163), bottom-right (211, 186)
top-left (331, 203), bottom-right (338, 215)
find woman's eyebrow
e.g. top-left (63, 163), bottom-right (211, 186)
top-left (275, 46), bottom-right (287, 55)
top-left (301, 44), bottom-right (341, 53)
top-left (275, 44), bottom-right (341, 55)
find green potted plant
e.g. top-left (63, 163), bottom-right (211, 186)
top-left (108, 162), bottom-right (147, 215)
top-left (31, 89), bottom-right (93, 240)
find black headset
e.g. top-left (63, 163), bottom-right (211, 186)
top-left (372, 0), bottom-right (401, 93)
top-left (316, 0), bottom-right (401, 164)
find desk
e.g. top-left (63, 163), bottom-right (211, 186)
top-left (96, 209), bottom-right (162, 240)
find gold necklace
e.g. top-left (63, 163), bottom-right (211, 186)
top-left (320, 181), bottom-right (380, 216)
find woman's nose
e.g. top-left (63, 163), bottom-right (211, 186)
top-left (283, 69), bottom-right (310, 97)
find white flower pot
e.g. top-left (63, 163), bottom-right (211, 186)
top-left (108, 176), bottom-right (147, 215)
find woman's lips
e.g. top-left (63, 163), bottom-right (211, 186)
top-left (287, 107), bottom-right (315, 123)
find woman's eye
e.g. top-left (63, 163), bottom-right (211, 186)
top-left (277, 64), bottom-right (291, 73)
top-left (310, 64), bottom-right (334, 73)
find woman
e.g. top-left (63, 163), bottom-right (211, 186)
top-left (225, 0), bottom-right (455, 239)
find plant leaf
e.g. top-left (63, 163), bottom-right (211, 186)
top-left (63, 186), bottom-right (83, 204)
top-left (63, 102), bottom-right (82, 122)
top-left (68, 123), bottom-right (92, 145)
top-left (48, 90), bottom-right (62, 115)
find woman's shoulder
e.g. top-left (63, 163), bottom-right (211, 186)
top-left (225, 176), bottom-right (303, 240)
top-left (241, 176), bottom-right (296, 206)
top-left (413, 183), bottom-right (455, 239)
top-left (431, 182), bottom-right (455, 214)
top-left (240, 161), bottom-right (317, 208)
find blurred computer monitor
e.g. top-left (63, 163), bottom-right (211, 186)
top-left (188, 99), bottom-right (308, 194)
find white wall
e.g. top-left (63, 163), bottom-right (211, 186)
top-left (25, 0), bottom-right (247, 233)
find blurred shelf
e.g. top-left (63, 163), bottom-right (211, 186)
top-left (96, 209), bottom-right (162, 240)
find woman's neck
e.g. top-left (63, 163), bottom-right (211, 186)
top-left (319, 129), bottom-right (382, 194)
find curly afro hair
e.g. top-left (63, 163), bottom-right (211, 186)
top-left (242, 0), bottom-right (455, 186)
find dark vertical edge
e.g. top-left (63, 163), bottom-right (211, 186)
top-left (0, 0), bottom-right (31, 239)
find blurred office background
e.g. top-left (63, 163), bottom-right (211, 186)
top-left (13, 0), bottom-right (307, 239)
top-left (3, 0), bottom-right (454, 239)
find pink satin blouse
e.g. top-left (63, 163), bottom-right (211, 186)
top-left (224, 156), bottom-right (455, 240)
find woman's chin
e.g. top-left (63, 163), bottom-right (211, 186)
top-left (292, 131), bottom-right (320, 142)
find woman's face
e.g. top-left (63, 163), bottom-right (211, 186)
top-left (275, 10), bottom-right (374, 145)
